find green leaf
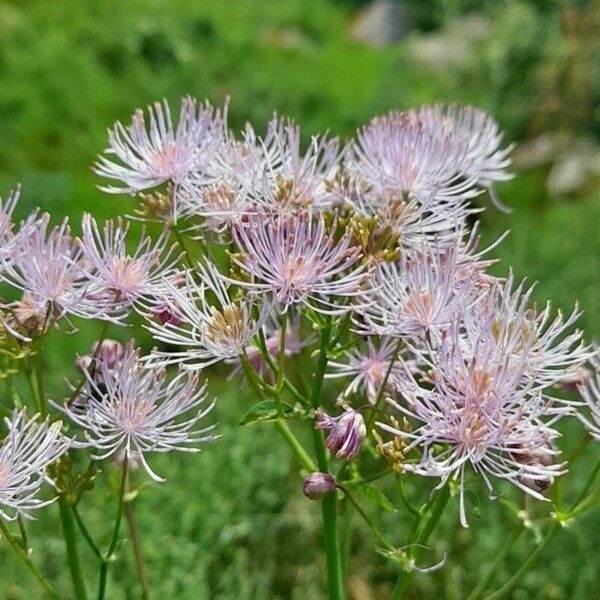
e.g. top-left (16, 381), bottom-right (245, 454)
top-left (239, 400), bottom-right (302, 425)
top-left (354, 482), bottom-right (396, 512)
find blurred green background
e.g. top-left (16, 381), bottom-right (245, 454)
top-left (0, 0), bottom-right (599, 598)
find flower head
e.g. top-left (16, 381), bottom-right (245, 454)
top-left (230, 211), bottom-right (366, 313)
top-left (0, 185), bottom-right (21, 264)
top-left (380, 322), bottom-right (567, 526)
top-left (1, 215), bottom-right (105, 333)
top-left (78, 214), bottom-right (180, 314)
top-left (347, 111), bottom-right (478, 203)
top-left (464, 274), bottom-right (591, 389)
top-left (576, 354), bottom-right (600, 440)
top-left (145, 262), bottom-right (272, 370)
top-left (315, 408), bottom-right (367, 460)
top-left (327, 337), bottom-right (403, 404)
top-left (94, 97), bottom-right (227, 195)
top-left (416, 104), bottom-right (513, 190)
top-left (0, 411), bottom-right (70, 521)
top-left (355, 238), bottom-right (477, 340)
top-left (55, 342), bottom-right (217, 481)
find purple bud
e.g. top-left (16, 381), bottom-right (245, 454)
top-left (315, 408), bottom-right (367, 460)
top-left (152, 303), bottom-right (183, 326)
top-left (303, 472), bottom-right (336, 500)
top-left (92, 339), bottom-right (124, 369)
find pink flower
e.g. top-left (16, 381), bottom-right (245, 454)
top-left (144, 262), bottom-right (272, 370)
top-left (230, 211), bottom-right (367, 313)
top-left (1, 214), bottom-right (107, 331)
top-left (347, 111), bottom-right (478, 203)
top-left (78, 214), bottom-right (180, 314)
top-left (381, 321), bottom-right (568, 527)
top-left (94, 97), bottom-right (227, 194)
top-left (54, 341), bottom-right (217, 482)
top-left (416, 104), bottom-right (513, 190)
top-left (327, 337), bottom-right (403, 404)
top-left (356, 238), bottom-right (477, 340)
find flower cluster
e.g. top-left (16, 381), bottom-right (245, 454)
top-left (0, 94), bottom-right (596, 568)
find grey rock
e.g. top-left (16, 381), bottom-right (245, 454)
top-left (351, 0), bottom-right (410, 47)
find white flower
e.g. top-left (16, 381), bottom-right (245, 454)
top-left (54, 342), bottom-right (217, 482)
top-left (0, 411), bottom-right (70, 521)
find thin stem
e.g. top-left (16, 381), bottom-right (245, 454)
top-left (0, 519), bottom-right (61, 600)
top-left (395, 475), bottom-right (419, 517)
top-left (31, 345), bottom-right (47, 416)
top-left (98, 457), bottom-right (129, 600)
top-left (342, 467), bottom-right (392, 487)
top-left (71, 506), bottom-right (103, 561)
top-left (274, 420), bottom-right (317, 472)
top-left (485, 456), bottom-right (600, 599)
top-left (341, 487), bottom-right (396, 553)
top-left (391, 484), bottom-right (450, 600)
top-left (340, 498), bottom-right (353, 585)
top-left (483, 522), bottom-right (560, 600)
top-left (365, 339), bottom-right (402, 433)
top-left (309, 319), bottom-right (345, 600)
top-left (59, 497), bottom-right (89, 600)
top-left (467, 528), bottom-right (523, 600)
top-left (29, 339), bottom-right (87, 600)
top-left (17, 515), bottom-right (29, 551)
top-left (570, 456), bottom-right (600, 510)
top-left (254, 331), bottom-right (306, 405)
top-left (274, 312), bottom-right (288, 410)
top-left (241, 350), bottom-right (316, 471)
top-left (124, 483), bottom-right (151, 600)
top-left (171, 225), bottom-right (195, 271)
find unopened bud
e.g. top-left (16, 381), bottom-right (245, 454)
top-left (303, 472), bottom-right (336, 500)
top-left (315, 408), bottom-right (366, 460)
top-left (92, 339), bottom-right (124, 369)
top-left (152, 303), bottom-right (183, 326)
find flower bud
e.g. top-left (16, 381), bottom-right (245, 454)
top-left (315, 408), bottom-right (366, 460)
top-left (303, 472), bottom-right (336, 500)
top-left (92, 339), bottom-right (124, 369)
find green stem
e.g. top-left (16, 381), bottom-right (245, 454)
top-left (341, 487), bottom-right (396, 553)
top-left (467, 528), bottom-right (523, 600)
top-left (98, 457), bottom-right (129, 600)
top-left (171, 225), bottom-right (195, 271)
top-left (391, 484), bottom-right (450, 600)
top-left (59, 498), bottom-right (89, 600)
top-left (365, 339), bottom-right (402, 433)
top-left (309, 319), bottom-right (344, 600)
top-left (274, 313), bottom-right (288, 409)
top-left (484, 459), bottom-right (600, 599)
top-left (254, 329), bottom-right (306, 406)
top-left (274, 419), bottom-right (316, 472)
top-left (0, 519), bottom-right (61, 599)
top-left (17, 515), bottom-right (29, 551)
top-left (124, 484), bottom-right (151, 600)
top-left (340, 498), bottom-right (353, 585)
top-left (483, 523), bottom-right (560, 600)
top-left (71, 506), bottom-right (103, 561)
top-left (29, 342), bottom-right (87, 600)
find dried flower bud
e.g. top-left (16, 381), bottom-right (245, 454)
top-left (302, 472), bottom-right (336, 500)
top-left (315, 408), bottom-right (366, 460)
